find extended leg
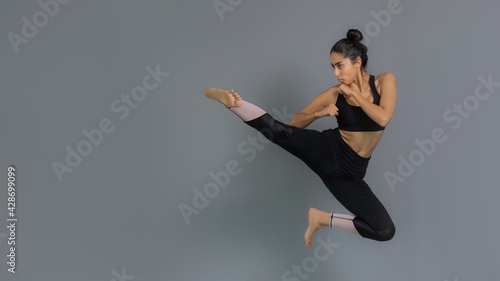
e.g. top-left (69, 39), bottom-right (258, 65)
top-left (228, 99), bottom-right (267, 122)
top-left (204, 87), bottom-right (266, 121)
top-left (204, 87), bottom-right (335, 175)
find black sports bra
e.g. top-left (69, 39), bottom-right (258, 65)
top-left (335, 75), bottom-right (385, 131)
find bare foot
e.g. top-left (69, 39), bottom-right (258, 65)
top-left (304, 207), bottom-right (330, 248)
top-left (204, 87), bottom-right (243, 108)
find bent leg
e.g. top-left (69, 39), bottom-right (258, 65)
top-left (304, 207), bottom-right (361, 248)
top-left (321, 168), bottom-right (396, 241)
top-left (329, 213), bottom-right (361, 236)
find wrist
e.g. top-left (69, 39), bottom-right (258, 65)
top-left (351, 90), bottom-right (361, 101)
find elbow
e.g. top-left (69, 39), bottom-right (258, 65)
top-left (289, 114), bottom-right (299, 127)
top-left (379, 117), bottom-right (391, 127)
top-left (289, 113), bottom-right (313, 128)
top-left (375, 110), bottom-right (391, 127)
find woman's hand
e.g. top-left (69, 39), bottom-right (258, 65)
top-left (315, 103), bottom-right (339, 118)
top-left (338, 84), bottom-right (357, 99)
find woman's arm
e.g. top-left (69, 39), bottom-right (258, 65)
top-left (290, 86), bottom-right (339, 128)
top-left (346, 72), bottom-right (397, 127)
top-left (290, 112), bottom-right (319, 129)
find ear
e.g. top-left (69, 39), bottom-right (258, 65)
top-left (355, 56), bottom-right (362, 69)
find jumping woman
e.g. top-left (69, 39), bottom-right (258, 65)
top-left (204, 29), bottom-right (397, 247)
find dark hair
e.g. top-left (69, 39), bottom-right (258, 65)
top-left (330, 29), bottom-right (368, 70)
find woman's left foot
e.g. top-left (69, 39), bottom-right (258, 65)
top-left (304, 207), bottom-right (329, 248)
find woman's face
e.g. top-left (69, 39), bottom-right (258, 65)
top-left (330, 52), bottom-right (360, 85)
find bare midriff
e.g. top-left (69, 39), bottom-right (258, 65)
top-left (338, 129), bottom-right (384, 159)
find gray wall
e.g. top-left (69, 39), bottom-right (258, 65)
top-left (1, 0), bottom-right (499, 280)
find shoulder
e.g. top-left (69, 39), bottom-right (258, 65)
top-left (377, 72), bottom-right (397, 99)
top-left (329, 85), bottom-right (341, 101)
top-left (329, 84), bottom-right (341, 95)
top-left (311, 85), bottom-right (340, 106)
top-left (378, 72), bottom-right (396, 85)
top-left (318, 85), bottom-right (340, 99)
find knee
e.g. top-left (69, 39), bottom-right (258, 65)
top-left (376, 224), bottom-right (396, 241)
top-left (269, 118), bottom-right (294, 142)
top-left (245, 113), bottom-right (294, 142)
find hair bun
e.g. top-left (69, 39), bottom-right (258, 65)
top-left (347, 29), bottom-right (363, 42)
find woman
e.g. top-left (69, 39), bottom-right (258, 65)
top-left (204, 29), bottom-right (397, 247)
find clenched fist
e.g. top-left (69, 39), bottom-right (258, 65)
top-left (316, 103), bottom-right (339, 118)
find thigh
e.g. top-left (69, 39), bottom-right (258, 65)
top-left (274, 126), bottom-right (336, 176)
top-left (321, 167), bottom-right (393, 230)
top-left (244, 113), bottom-right (337, 176)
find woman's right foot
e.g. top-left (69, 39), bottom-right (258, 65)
top-left (204, 87), bottom-right (242, 108)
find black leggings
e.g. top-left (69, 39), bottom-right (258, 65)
top-left (244, 113), bottom-right (395, 241)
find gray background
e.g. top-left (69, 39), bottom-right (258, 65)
top-left (1, 0), bottom-right (499, 280)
